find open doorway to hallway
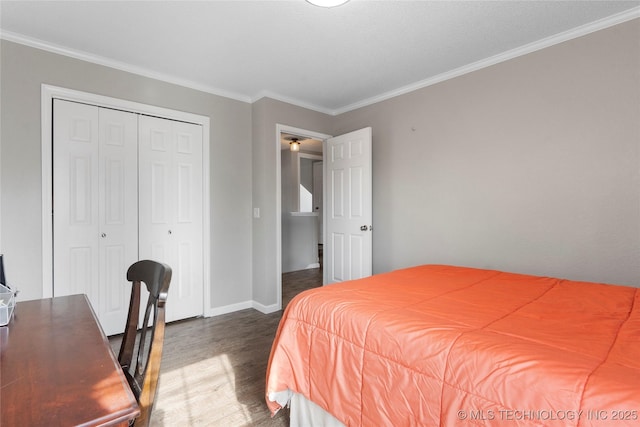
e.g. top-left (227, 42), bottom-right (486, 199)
top-left (277, 125), bottom-right (331, 311)
top-left (279, 129), bottom-right (324, 274)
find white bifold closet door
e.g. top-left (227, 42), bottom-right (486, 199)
top-left (53, 99), bottom-right (138, 336)
top-left (54, 100), bottom-right (204, 335)
top-left (138, 115), bottom-right (204, 323)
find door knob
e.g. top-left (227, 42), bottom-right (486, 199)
top-left (360, 225), bottom-right (368, 231)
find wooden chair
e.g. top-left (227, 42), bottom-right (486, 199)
top-left (118, 260), bottom-right (172, 427)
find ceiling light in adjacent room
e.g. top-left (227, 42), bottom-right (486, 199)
top-left (290, 138), bottom-right (301, 152)
top-left (306, 0), bottom-right (349, 8)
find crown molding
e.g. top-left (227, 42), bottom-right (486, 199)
top-left (0, 29), bottom-right (253, 104)
top-left (333, 7), bottom-right (640, 115)
top-left (252, 90), bottom-right (335, 116)
top-left (2, 6), bottom-right (638, 116)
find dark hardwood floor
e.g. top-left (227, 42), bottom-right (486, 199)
top-left (110, 268), bottom-right (322, 426)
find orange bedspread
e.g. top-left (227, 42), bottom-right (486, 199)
top-left (266, 265), bottom-right (640, 426)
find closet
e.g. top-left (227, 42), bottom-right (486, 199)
top-left (53, 99), bottom-right (203, 336)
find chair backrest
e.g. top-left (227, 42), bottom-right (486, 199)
top-left (118, 260), bottom-right (172, 427)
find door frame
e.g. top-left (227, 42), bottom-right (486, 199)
top-left (275, 124), bottom-right (331, 309)
top-left (41, 84), bottom-right (211, 316)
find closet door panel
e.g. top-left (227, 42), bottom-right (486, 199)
top-left (98, 107), bottom-right (139, 334)
top-left (139, 116), bottom-right (175, 268)
top-left (172, 121), bottom-right (203, 320)
top-left (139, 116), bottom-right (203, 323)
top-left (53, 100), bottom-right (100, 301)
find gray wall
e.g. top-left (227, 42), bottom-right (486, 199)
top-left (251, 98), bottom-right (332, 307)
top-left (0, 40), bottom-right (254, 306)
top-left (333, 18), bottom-right (640, 286)
top-left (282, 214), bottom-right (319, 273)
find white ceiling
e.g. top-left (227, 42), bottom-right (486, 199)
top-left (1, 1), bottom-right (639, 115)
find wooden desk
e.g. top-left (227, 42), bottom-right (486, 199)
top-left (1, 294), bottom-right (140, 426)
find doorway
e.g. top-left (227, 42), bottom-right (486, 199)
top-left (280, 132), bottom-right (323, 273)
top-left (275, 124), bottom-right (331, 310)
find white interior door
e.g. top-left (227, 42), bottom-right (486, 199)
top-left (325, 127), bottom-right (373, 284)
top-left (53, 100), bottom-right (138, 336)
top-left (138, 115), bottom-right (204, 323)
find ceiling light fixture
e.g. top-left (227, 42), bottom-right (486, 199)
top-left (290, 138), bottom-right (301, 152)
top-left (306, 0), bottom-right (349, 8)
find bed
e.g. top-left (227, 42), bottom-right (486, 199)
top-left (265, 264), bottom-right (640, 426)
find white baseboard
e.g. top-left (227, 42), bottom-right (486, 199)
top-left (252, 300), bottom-right (281, 314)
top-left (204, 299), bottom-right (281, 317)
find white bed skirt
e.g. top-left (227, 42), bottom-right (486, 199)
top-left (290, 393), bottom-right (345, 427)
top-left (270, 390), bottom-right (345, 427)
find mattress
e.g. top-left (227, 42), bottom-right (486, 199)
top-left (266, 264), bottom-right (640, 426)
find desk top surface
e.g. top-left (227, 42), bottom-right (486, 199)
top-left (1, 294), bottom-right (140, 427)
